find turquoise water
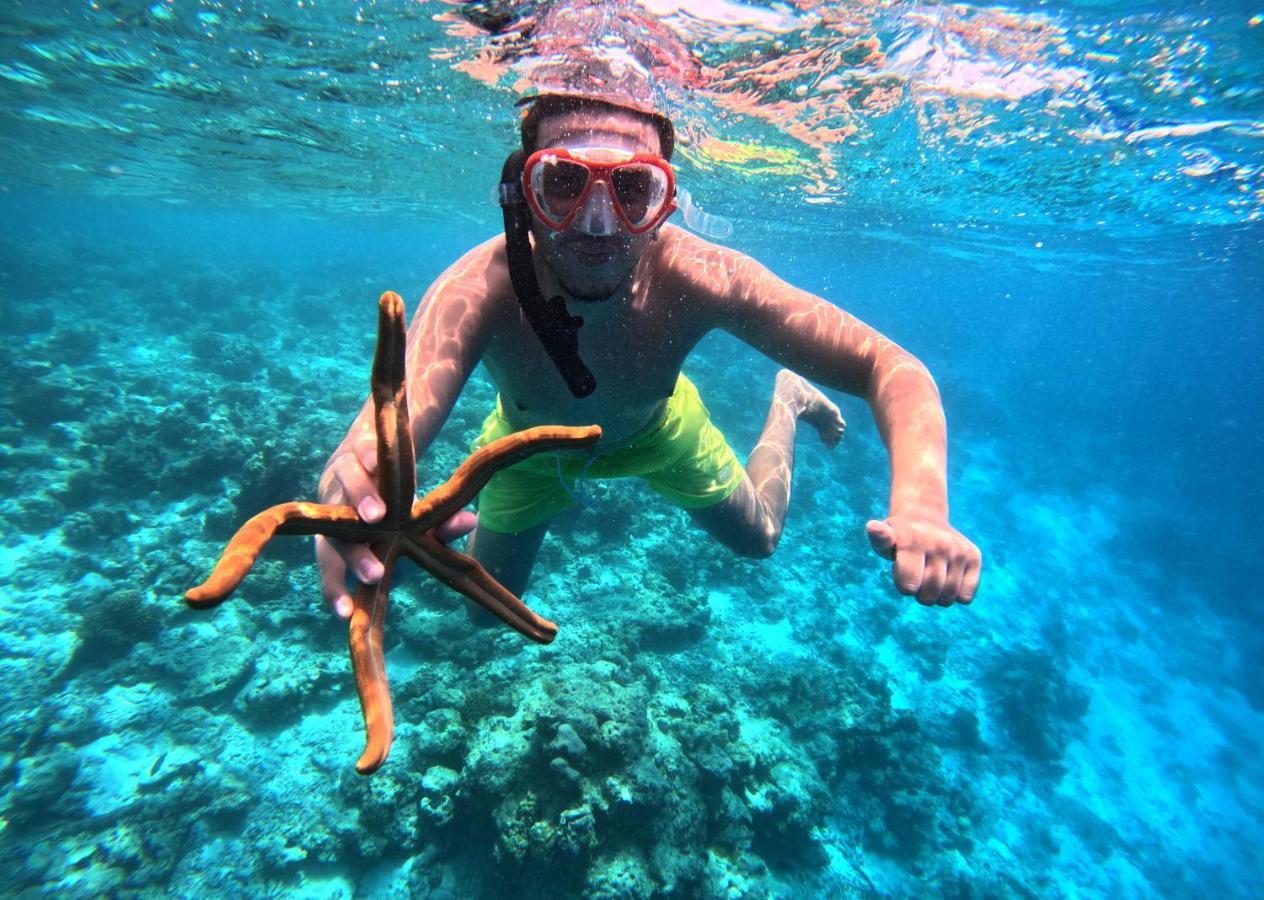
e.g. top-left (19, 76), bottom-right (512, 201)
top-left (2, 2), bottom-right (1262, 897)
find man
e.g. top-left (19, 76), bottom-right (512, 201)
top-left (315, 90), bottom-right (981, 620)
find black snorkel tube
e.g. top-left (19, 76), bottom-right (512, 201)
top-left (498, 150), bottom-right (597, 399)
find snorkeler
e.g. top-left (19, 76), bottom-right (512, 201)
top-left (314, 83), bottom-right (981, 619)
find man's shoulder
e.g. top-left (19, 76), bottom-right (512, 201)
top-left (652, 225), bottom-right (762, 289)
top-left (443, 234), bottom-right (513, 290)
top-left (459, 232), bottom-right (510, 271)
top-left (419, 234), bottom-right (515, 319)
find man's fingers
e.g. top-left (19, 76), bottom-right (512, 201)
top-left (344, 542), bottom-right (384, 585)
top-left (916, 556), bottom-right (948, 606)
top-left (317, 532), bottom-right (383, 614)
top-left (893, 548), bottom-right (925, 596)
top-left (871, 515), bottom-right (980, 607)
top-left (333, 453), bottom-right (385, 523)
top-left (959, 553), bottom-right (982, 604)
top-left (316, 536), bottom-right (354, 619)
top-left (434, 510), bottom-right (477, 544)
top-left (352, 431), bottom-right (379, 475)
top-left (866, 519), bottom-right (897, 560)
top-left (356, 495), bottom-right (386, 524)
top-left (938, 555), bottom-right (965, 607)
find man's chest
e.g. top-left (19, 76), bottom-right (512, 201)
top-left (482, 291), bottom-right (702, 428)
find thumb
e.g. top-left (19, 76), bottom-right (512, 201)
top-left (866, 519), bottom-right (897, 559)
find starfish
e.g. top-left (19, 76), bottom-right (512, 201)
top-left (185, 291), bottom-right (601, 774)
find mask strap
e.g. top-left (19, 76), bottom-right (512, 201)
top-left (499, 150), bottom-right (597, 399)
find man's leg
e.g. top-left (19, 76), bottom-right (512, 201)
top-left (462, 519), bottom-right (551, 626)
top-left (688, 370), bottom-right (844, 558)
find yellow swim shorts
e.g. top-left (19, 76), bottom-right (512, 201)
top-left (472, 374), bottom-right (744, 534)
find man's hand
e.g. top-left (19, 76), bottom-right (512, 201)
top-left (316, 428), bottom-right (477, 618)
top-left (866, 512), bottom-right (980, 606)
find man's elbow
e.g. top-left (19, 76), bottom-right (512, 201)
top-left (868, 353), bottom-right (940, 410)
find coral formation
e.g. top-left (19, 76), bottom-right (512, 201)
top-left (985, 646), bottom-right (1090, 764)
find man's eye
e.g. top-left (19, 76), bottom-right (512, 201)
top-left (613, 165), bottom-right (666, 224)
top-left (544, 165), bottom-right (588, 199)
top-left (613, 169), bottom-right (652, 201)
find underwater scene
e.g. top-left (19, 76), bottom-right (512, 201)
top-left (2, 1), bottom-right (1262, 897)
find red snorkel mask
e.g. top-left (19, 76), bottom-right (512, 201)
top-left (523, 146), bottom-right (677, 234)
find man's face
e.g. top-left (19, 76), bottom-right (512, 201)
top-left (529, 107), bottom-right (664, 302)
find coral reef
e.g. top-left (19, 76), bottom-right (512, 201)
top-left (985, 646), bottom-right (1090, 765)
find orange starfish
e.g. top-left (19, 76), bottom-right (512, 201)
top-left (185, 291), bottom-right (601, 774)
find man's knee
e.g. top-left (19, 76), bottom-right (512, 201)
top-left (750, 523), bottom-right (782, 558)
top-left (722, 522), bottom-right (781, 559)
top-left (688, 493), bottom-right (783, 559)
top-left (467, 520), bottom-right (549, 597)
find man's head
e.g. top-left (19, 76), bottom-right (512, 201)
top-left (520, 94), bottom-right (675, 161)
top-left (518, 95), bottom-right (676, 301)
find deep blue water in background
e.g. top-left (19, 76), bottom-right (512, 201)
top-left (3, 1), bottom-right (1263, 895)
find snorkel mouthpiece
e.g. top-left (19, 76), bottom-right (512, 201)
top-left (499, 150), bottom-right (597, 399)
top-left (677, 187), bottom-right (733, 240)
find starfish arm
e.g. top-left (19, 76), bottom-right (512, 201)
top-left (349, 546), bottom-right (397, 775)
top-left (372, 292), bottom-right (417, 528)
top-left (413, 424), bottom-right (602, 528)
top-left (273, 503), bottom-right (376, 541)
top-left (404, 531), bottom-right (559, 644)
top-left (185, 502), bottom-right (358, 609)
top-left (186, 294), bottom-right (599, 776)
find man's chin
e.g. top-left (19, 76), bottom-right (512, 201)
top-left (559, 278), bottom-right (622, 302)
top-left (556, 248), bottom-right (634, 300)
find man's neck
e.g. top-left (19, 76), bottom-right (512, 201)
top-left (538, 263), bottom-right (637, 323)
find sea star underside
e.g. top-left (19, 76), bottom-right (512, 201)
top-left (185, 291), bottom-right (601, 773)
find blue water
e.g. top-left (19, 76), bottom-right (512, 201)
top-left (3, 1), bottom-right (1263, 897)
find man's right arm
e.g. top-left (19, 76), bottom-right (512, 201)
top-left (316, 238), bottom-right (504, 615)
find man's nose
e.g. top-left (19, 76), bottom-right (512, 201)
top-left (574, 181), bottom-right (619, 236)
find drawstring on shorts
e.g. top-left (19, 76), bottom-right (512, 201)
top-left (556, 452), bottom-right (603, 512)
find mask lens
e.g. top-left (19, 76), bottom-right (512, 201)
top-left (531, 157), bottom-right (591, 224)
top-left (611, 163), bottom-right (669, 229)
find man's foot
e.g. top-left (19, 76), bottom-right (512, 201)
top-left (776, 370), bottom-right (845, 448)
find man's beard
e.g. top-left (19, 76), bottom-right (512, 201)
top-left (552, 237), bottom-right (637, 301)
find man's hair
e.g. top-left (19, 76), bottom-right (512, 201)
top-left (519, 94), bottom-right (676, 160)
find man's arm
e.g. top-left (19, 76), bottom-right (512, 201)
top-left (315, 238), bottom-right (503, 615)
top-left (681, 239), bottom-right (980, 605)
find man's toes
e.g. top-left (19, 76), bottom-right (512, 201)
top-left (803, 399), bottom-right (845, 446)
top-left (777, 371), bottom-right (846, 447)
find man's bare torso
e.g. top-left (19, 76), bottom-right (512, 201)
top-left (322, 196), bottom-right (978, 611)
top-left (477, 225), bottom-right (715, 449)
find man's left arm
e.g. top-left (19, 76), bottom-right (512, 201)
top-left (688, 243), bottom-right (981, 605)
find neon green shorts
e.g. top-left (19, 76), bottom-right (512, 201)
top-left (472, 374), bottom-right (745, 534)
